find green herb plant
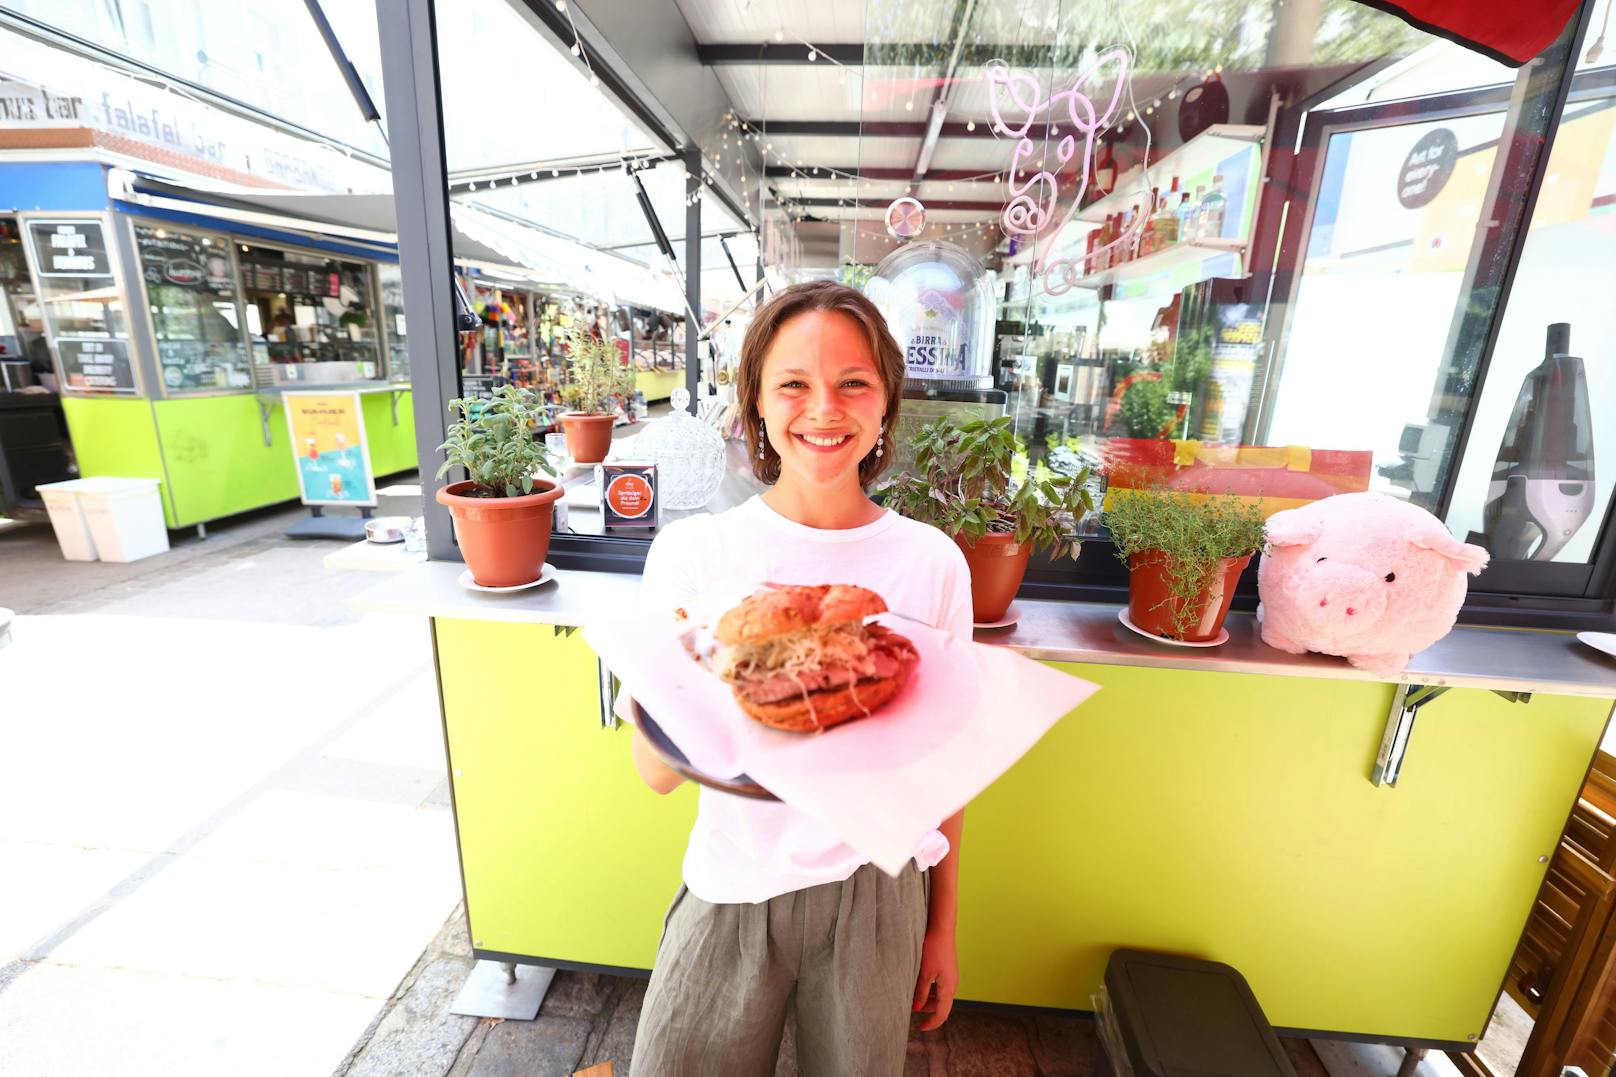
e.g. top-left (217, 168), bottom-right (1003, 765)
top-left (884, 415), bottom-right (1094, 560)
top-left (561, 327), bottom-right (635, 415)
top-left (1104, 488), bottom-right (1266, 637)
top-left (437, 384), bottom-right (557, 497)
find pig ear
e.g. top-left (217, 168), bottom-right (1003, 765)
top-left (1409, 529), bottom-right (1490, 575)
top-left (1263, 508), bottom-right (1323, 549)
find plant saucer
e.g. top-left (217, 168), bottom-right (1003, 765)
top-left (1577, 631), bottom-right (1616, 662)
top-left (975, 602), bottom-right (1023, 630)
top-left (458, 564), bottom-right (557, 593)
top-left (1117, 608), bottom-right (1229, 648)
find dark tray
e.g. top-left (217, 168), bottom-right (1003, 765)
top-left (632, 700), bottom-right (778, 801)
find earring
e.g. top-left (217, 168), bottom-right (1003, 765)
top-left (757, 419), bottom-right (766, 460)
top-left (874, 431), bottom-right (884, 458)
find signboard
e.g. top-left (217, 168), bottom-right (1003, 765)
top-left (282, 392), bottom-right (377, 507)
top-left (1398, 128), bottom-right (1458, 210)
top-left (27, 220), bottom-right (111, 278)
top-left (56, 337), bottom-right (135, 391)
top-left (596, 462), bottom-right (657, 529)
top-left (133, 226), bottom-right (236, 300)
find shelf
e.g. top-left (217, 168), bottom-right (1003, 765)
top-left (1078, 123), bottom-right (1263, 225)
top-left (1073, 236), bottom-right (1245, 290)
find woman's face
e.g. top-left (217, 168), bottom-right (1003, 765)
top-left (757, 309), bottom-right (887, 488)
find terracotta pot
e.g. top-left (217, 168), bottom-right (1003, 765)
top-left (954, 531), bottom-right (1033, 624)
top-left (436, 479), bottom-right (563, 587)
top-left (561, 412), bottom-right (616, 464)
top-left (1127, 549), bottom-right (1252, 643)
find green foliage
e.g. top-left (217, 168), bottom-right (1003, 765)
top-left (1120, 377), bottom-right (1173, 438)
top-left (561, 327), bottom-right (635, 415)
top-left (1104, 489), bottom-right (1266, 637)
top-left (884, 415), bottom-right (1094, 561)
top-left (436, 384), bottom-right (556, 498)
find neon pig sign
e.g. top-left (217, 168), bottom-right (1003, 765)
top-left (985, 48), bottom-right (1135, 296)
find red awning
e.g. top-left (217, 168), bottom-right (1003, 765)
top-left (1354, 0), bottom-right (1581, 66)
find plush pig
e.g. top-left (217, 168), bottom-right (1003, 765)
top-left (1257, 492), bottom-right (1489, 677)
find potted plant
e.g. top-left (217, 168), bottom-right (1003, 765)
top-left (1104, 488), bottom-right (1266, 643)
top-left (434, 384), bottom-right (561, 587)
top-left (884, 416), bottom-right (1094, 623)
top-left (559, 326), bottom-right (635, 464)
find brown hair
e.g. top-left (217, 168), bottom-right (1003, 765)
top-left (736, 280), bottom-right (905, 488)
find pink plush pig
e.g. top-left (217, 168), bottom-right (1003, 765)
top-left (1257, 492), bottom-right (1489, 677)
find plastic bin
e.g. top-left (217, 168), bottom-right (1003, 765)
top-left (1100, 949), bottom-right (1297, 1077)
top-left (75, 477), bottom-right (168, 562)
top-left (36, 479), bottom-right (99, 561)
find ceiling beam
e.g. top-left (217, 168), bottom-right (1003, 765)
top-left (740, 119), bottom-right (1060, 140)
top-left (763, 166), bottom-right (1009, 181)
top-left (785, 196), bottom-right (1003, 211)
top-left (696, 43), bottom-right (864, 65)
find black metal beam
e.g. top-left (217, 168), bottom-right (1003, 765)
top-left (786, 196), bottom-right (1003, 211)
top-left (374, 0), bottom-right (461, 562)
top-left (697, 43), bottom-right (864, 65)
top-left (684, 147), bottom-right (701, 411)
top-left (739, 119), bottom-right (1055, 140)
top-left (764, 166), bottom-right (1005, 181)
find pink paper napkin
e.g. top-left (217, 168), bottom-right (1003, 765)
top-left (584, 614), bottom-right (1099, 873)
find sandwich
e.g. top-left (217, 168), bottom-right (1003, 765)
top-left (712, 583), bottom-right (918, 733)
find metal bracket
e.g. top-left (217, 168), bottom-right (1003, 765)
top-left (550, 624), bottom-right (578, 638)
top-left (1373, 684), bottom-right (1534, 787)
top-left (390, 387), bottom-right (407, 427)
top-left (255, 397), bottom-right (275, 447)
top-left (598, 658), bottom-right (619, 729)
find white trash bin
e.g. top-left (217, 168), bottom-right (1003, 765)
top-left (36, 479), bottom-right (99, 561)
top-left (76, 477), bottom-right (169, 562)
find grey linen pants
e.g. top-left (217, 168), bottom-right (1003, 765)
top-left (632, 861), bottom-right (930, 1077)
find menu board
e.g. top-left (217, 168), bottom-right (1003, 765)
top-left (283, 391), bottom-right (377, 506)
top-left (134, 226), bottom-right (237, 300)
top-left (57, 337), bottom-right (136, 392)
top-left (28, 220), bottom-right (112, 278)
top-left (247, 262), bottom-right (281, 292)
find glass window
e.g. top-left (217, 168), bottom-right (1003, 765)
top-left (132, 222), bottom-right (252, 393)
top-left (23, 218), bottom-right (136, 394)
top-left (378, 263), bottom-right (410, 385)
top-left (1442, 9), bottom-right (1616, 575)
top-left (238, 244), bottom-right (383, 386)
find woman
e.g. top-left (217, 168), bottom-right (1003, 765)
top-left (624, 280), bottom-right (972, 1075)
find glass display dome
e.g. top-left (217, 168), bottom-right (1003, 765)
top-left (863, 240), bottom-right (997, 389)
top-left (632, 387), bottom-right (727, 510)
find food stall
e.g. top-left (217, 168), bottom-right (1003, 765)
top-left (357, 0), bottom-right (1616, 1063)
top-left (3, 162), bottom-right (417, 531)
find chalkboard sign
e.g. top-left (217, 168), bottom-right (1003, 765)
top-left (57, 337), bottom-right (135, 392)
top-left (28, 220), bottom-right (112, 278)
top-left (133, 225), bottom-right (237, 301)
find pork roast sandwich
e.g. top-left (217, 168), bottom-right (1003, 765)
top-left (712, 584), bottom-right (918, 733)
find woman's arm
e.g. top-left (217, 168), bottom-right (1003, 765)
top-left (913, 807), bottom-right (963, 1030)
top-left (630, 722), bottom-right (686, 795)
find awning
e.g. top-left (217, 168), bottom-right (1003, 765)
top-left (1349, 0), bottom-right (1581, 66)
top-left (104, 168), bottom-right (683, 308)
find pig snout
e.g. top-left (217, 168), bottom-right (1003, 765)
top-left (1293, 562), bottom-right (1387, 631)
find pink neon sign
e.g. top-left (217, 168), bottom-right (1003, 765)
top-left (985, 48), bottom-right (1137, 295)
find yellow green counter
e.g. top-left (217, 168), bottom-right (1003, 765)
top-left (61, 385), bottom-right (416, 529)
top-left (634, 368), bottom-right (683, 403)
top-left (354, 564), bottom-right (1616, 1049)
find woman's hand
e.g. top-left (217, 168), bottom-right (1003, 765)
top-left (630, 725), bottom-right (685, 795)
top-left (912, 925), bottom-right (959, 1032)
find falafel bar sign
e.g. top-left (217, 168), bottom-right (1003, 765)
top-left (282, 392), bottom-right (376, 507)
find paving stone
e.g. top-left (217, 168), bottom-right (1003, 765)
top-left (577, 979), bottom-right (643, 1075)
top-left (1029, 1010), bottom-right (1098, 1075)
top-left (541, 970), bottom-right (618, 1019)
top-left (934, 1009), bottom-right (1040, 1077)
top-left (347, 957), bottom-right (479, 1077)
top-left (464, 1014), bottom-right (592, 1077)
top-left (433, 905), bottom-right (474, 960)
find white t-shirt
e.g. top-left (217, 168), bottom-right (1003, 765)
top-left (625, 494), bottom-right (974, 905)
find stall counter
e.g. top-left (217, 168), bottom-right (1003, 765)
top-left (63, 384), bottom-right (416, 528)
top-left (354, 562), bottom-right (1616, 1048)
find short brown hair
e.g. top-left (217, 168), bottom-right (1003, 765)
top-left (736, 280), bottom-right (905, 488)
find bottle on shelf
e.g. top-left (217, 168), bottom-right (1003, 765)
top-left (1199, 175), bottom-right (1228, 240)
top-left (1175, 193), bottom-right (1193, 244)
top-left (1151, 190), bottom-right (1180, 249)
top-left (1186, 185), bottom-right (1207, 241)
